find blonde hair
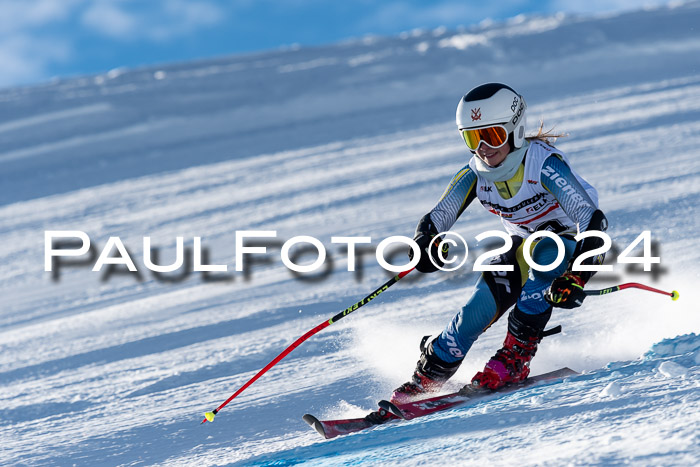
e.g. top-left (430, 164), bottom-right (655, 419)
top-left (525, 120), bottom-right (568, 146)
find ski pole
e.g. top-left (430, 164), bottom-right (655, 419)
top-left (585, 282), bottom-right (679, 300)
top-left (201, 267), bottom-right (415, 424)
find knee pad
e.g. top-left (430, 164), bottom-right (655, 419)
top-left (482, 235), bottom-right (525, 317)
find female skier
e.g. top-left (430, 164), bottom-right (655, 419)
top-left (391, 83), bottom-right (607, 403)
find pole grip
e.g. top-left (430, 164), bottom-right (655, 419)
top-left (584, 282), bottom-right (678, 300)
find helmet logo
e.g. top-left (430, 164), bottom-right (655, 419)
top-left (471, 108), bottom-right (481, 121)
top-left (511, 101), bottom-right (524, 125)
top-left (511, 97), bottom-right (519, 112)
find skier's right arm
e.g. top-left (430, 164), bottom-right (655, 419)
top-left (411, 166), bottom-right (478, 273)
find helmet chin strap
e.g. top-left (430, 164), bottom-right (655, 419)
top-left (472, 140), bottom-right (529, 182)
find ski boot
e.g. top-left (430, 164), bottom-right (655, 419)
top-left (472, 306), bottom-right (551, 390)
top-left (391, 336), bottom-right (462, 404)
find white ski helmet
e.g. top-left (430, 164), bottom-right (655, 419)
top-left (456, 83), bottom-right (527, 151)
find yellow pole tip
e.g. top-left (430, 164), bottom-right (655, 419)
top-left (671, 290), bottom-right (679, 301)
top-left (204, 411), bottom-right (216, 422)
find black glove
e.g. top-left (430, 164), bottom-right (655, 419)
top-left (409, 232), bottom-right (449, 273)
top-left (545, 272), bottom-right (586, 309)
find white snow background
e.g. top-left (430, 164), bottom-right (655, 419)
top-left (1, 2), bottom-right (700, 466)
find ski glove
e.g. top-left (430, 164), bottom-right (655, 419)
top-left (545, 272), bottom-right (586, 309)
top-left (409, 232), bottom-right (449, 273)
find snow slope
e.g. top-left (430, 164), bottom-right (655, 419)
top-left (1, 2), bottom-right (700, 466)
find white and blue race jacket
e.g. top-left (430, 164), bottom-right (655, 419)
top-left (429, 140), bottom-right (599, 237)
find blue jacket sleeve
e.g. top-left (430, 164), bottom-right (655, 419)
top-left (539, 155), bottom-right (597, 233)
top-left (540, 154), bottom-right (608, 281)
top-left (427, 166), bottom-right (478, 232)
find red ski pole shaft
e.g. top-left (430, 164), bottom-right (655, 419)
top-left (201, 268), bottom-right (414, 424)
top-left (584, 282), bottom-right (679, 300)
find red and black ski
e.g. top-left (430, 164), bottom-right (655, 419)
top-left (302, 409), bottom-right (397, 439)
top-left (302, 367), bottom-right (578, 439)
top-left (378, 367), bottom-right (578, 420)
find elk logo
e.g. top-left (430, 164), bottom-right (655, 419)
top-left (471, 108), bottom-right (481, 121)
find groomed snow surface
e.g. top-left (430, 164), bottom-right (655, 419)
top-left (1, 2), bottom-right (700, 466)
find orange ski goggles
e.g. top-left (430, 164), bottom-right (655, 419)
top-left (460, 125), bottom-right (508, 150)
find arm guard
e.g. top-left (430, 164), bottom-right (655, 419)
top-left (415, 212), bottom-right (439, 238)
top-left (409, 213), bottom-right (445, 273)
top-left (569, 209), bottom-right (609, 283)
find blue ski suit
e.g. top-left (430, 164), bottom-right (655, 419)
top-left (422, 140), bottom-right (604, 363)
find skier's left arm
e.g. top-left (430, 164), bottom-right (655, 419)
top-left (540, 155), bottom-right (609, 308)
